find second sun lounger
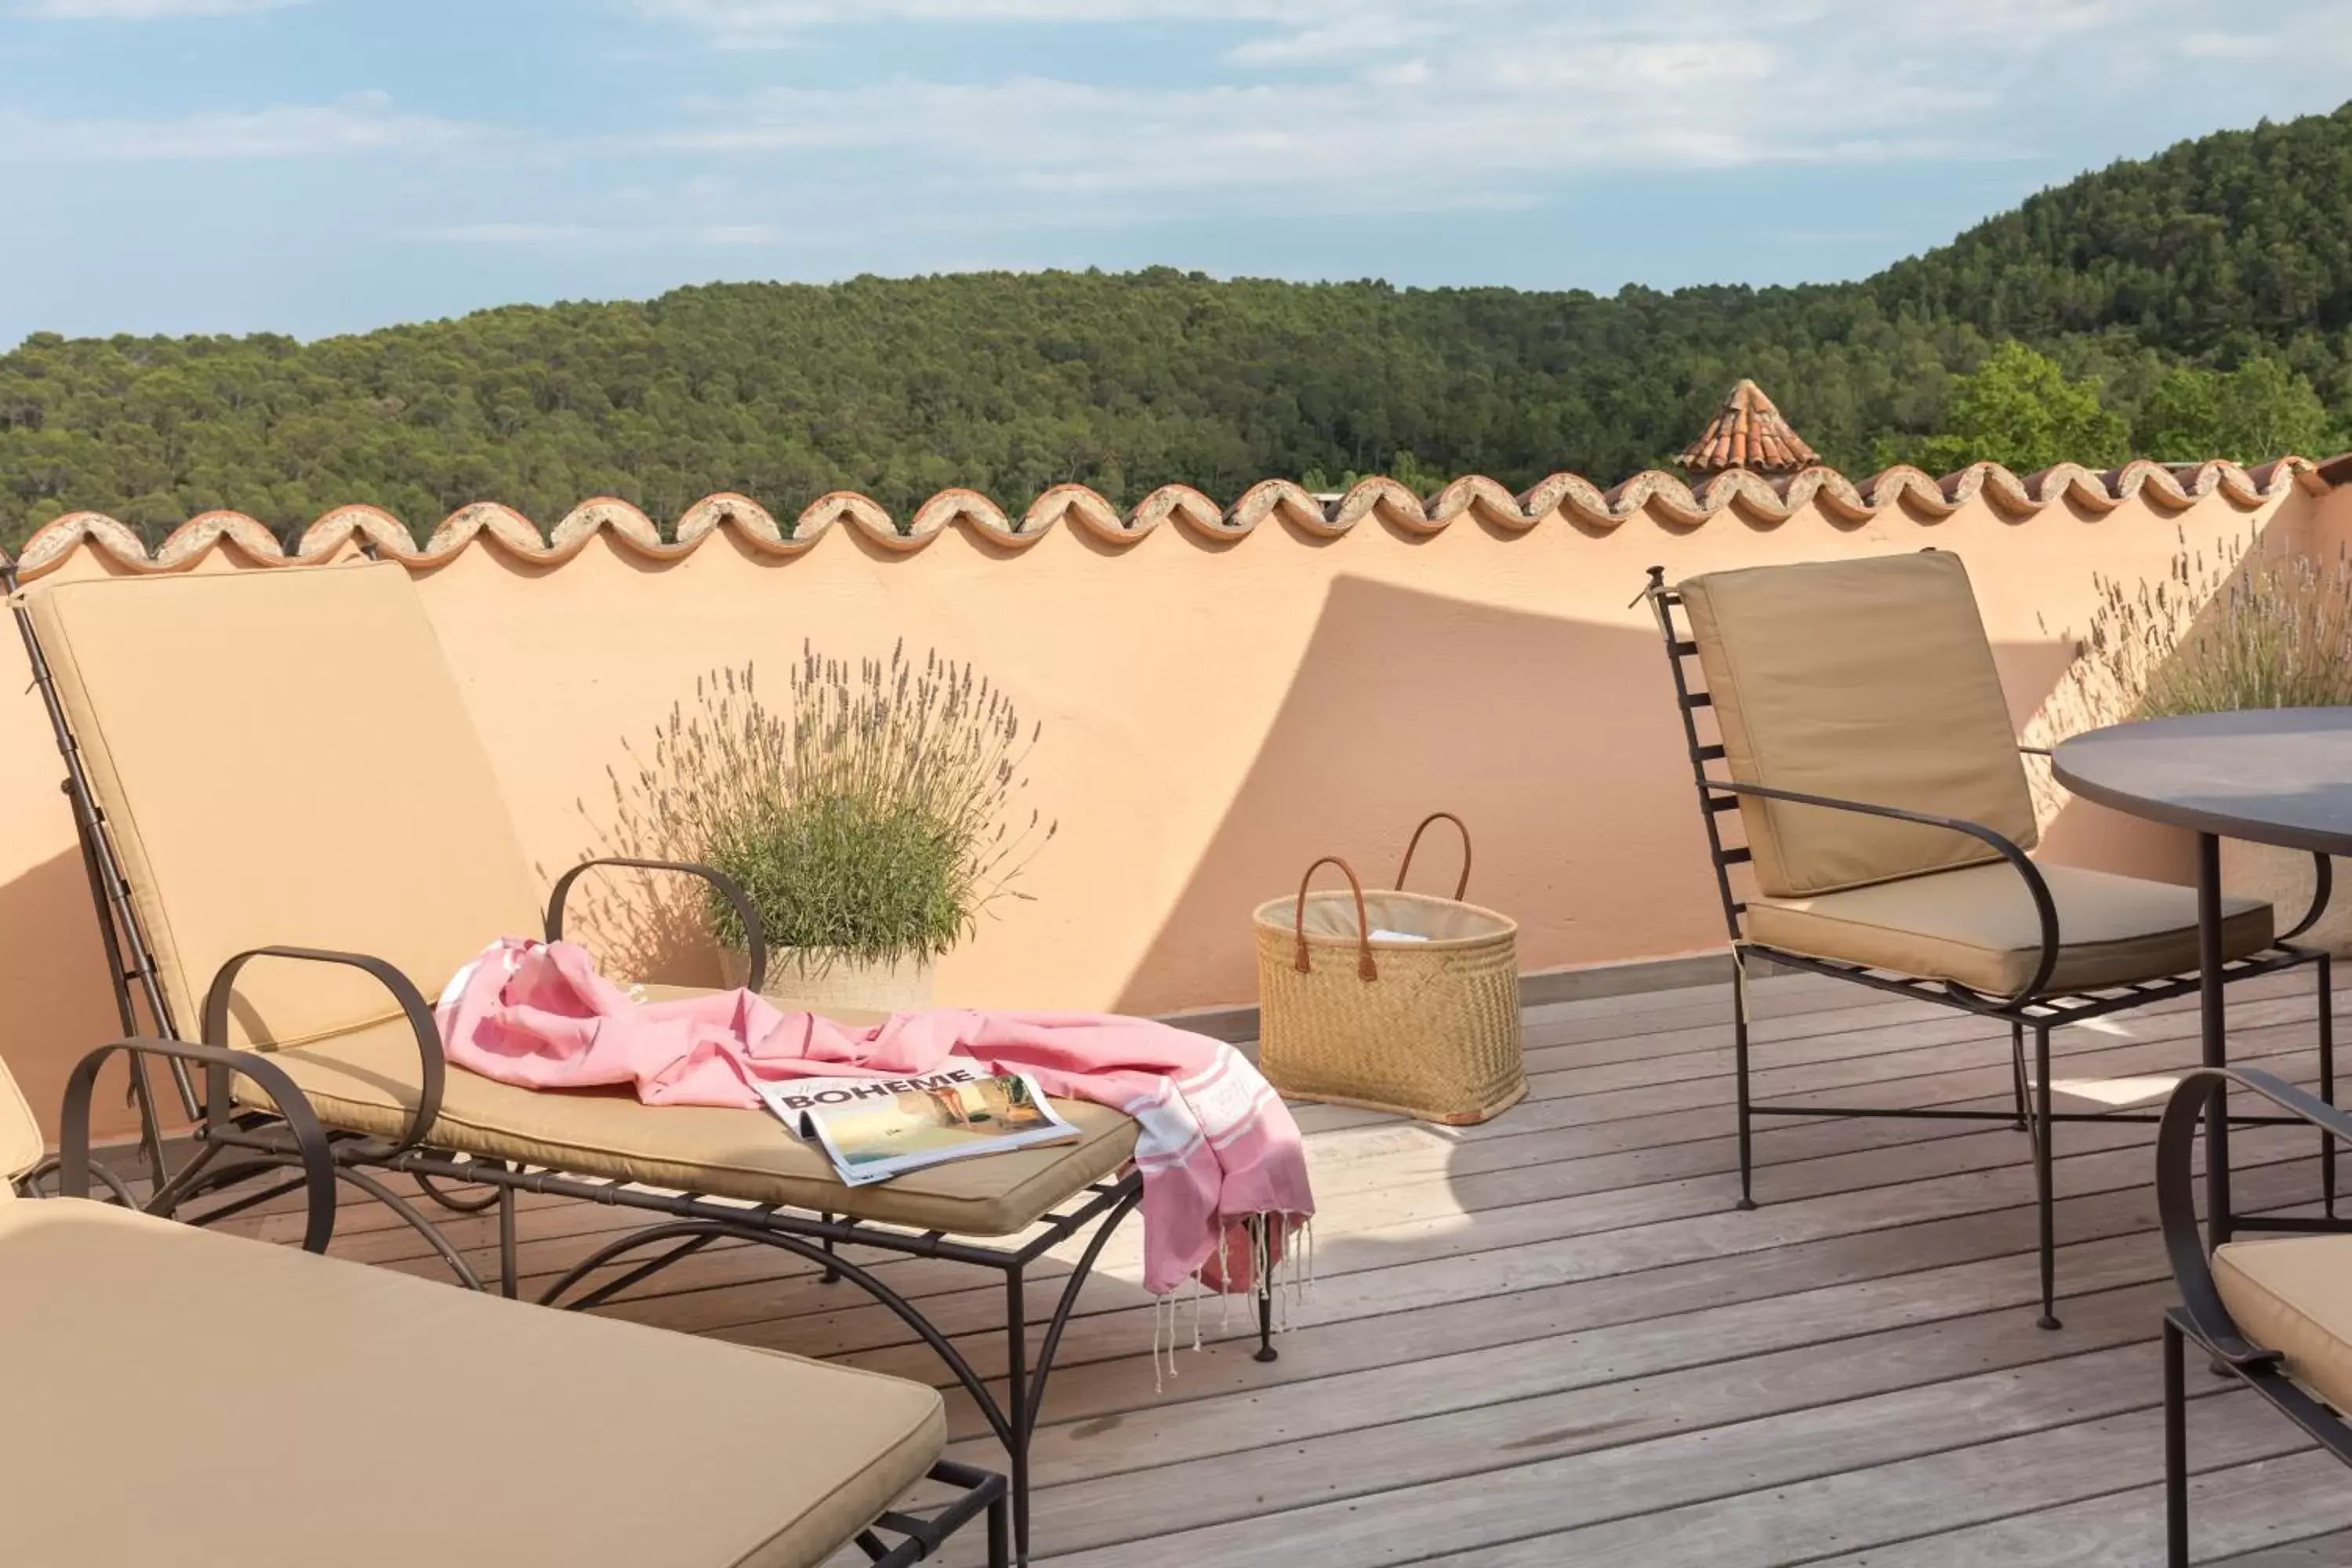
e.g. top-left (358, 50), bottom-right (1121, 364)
top-left (2, 1036), bottom-right (1007, 1567)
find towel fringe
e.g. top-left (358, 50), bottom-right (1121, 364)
top-left (1149, 1210), bottom-right (1316, 1388)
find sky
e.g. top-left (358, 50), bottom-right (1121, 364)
top-left (2, 0), bottom-right (2349, 347)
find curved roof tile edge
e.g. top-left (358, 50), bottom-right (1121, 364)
top-left (2, 456), bottom-right (2323, 582)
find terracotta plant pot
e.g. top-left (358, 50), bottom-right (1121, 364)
top-left (2221, 840), bottom-right (2352, 958)
top-left (718, 947), bottom-right (936, 1014)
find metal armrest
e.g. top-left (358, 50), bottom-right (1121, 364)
top-left (1705, 778), bottom-right (2063, 1004)
top-left (59, 1037), bottom-right (338, 1254)
top-left (2158, 1068), bottom-right (2341, 1369)
top-left (545, 856), bottom-right (768, 993)
top-left (2022, 745), bottom-right (2328, 942)
top-left (2281, 853), bottom-right (2336, 945)
top-left (202, 946), bottom-right (442, 1152)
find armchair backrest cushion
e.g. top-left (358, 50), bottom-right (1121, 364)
top-left (23, 564), bottom-right (545, 1048)
top-left (1676, 551), bottom-right (2037, 898)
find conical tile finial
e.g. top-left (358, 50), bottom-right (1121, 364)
top-left (1679, 379), bottom-right (1820, 476)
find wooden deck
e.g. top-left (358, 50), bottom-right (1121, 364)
top-left (227, 967), bottom-right (2352, 1564)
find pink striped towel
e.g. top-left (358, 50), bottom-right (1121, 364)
top-left (436, 938), bottom-right (1314, 1301)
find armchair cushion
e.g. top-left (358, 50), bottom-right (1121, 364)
top-left (2212, 1235), bottom-right (2352, 1414)
top-left (1746, 861), bottom-right (2272, 997)
top-left (1678, 553), bottom-right (2038, 898)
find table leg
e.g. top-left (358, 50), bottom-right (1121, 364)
top-left (2198, 832), bottom-right (2232, 1247)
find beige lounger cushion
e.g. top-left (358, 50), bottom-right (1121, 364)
top-left (25, 565), bottom-right (546, 1050)
top-left (236, 1001), bottom-right (1141, 1236)
top-left (1747, 860), bottom-right (2274, 997)
top-left (1678, 553), bottom-right (2040, 898)
top-left (0, 1198), bottom-right (944, 1568)
top-left (2213, 1235), bottom-right (2352, 1414)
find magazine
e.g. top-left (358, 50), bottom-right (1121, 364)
top-left (750, 1065), bottom-right (1080, 1186)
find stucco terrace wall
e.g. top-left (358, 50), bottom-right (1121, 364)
top-left (2, 457), bottom-right (2332, 1138)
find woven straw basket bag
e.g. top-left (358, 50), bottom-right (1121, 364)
top-left (1253, 813), bottom-right (1526, 1125)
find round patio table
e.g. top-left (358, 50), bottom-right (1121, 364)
top-left (2053, 707), bottom-right (2352, 1243)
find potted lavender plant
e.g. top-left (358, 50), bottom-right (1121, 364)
top-left (601, 643), bottom-right (1054, 1011)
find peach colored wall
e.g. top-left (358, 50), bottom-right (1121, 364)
top-left (1, 465), bottom-right (2327, 1139)
top-left (2308, 472), bottom-right (2352, 560)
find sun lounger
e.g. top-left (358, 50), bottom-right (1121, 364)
top-left (2, 1036), bottom-right (1006, 1567)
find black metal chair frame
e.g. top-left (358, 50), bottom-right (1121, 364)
top-left (25, 1033), bottom-right (1014, 1568)
top-left (5, 564), bottom-right (1270, 1566)
top-left (2160, 1068), bottom-right (2352, 1568)
top-left (1643, 565), bottom-right (2335, 1330)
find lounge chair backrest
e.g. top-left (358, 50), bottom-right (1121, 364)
top-left (0, 1056), bottom-right (38, 1192)
top-left (1675, 552), bottom-right (2036, 898)
top-left (24, 564), bottom-right (546, 1049)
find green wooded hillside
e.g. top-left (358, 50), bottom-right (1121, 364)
top-left (6, 103), bottom-right (2351, 552)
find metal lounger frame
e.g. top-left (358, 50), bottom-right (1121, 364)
top-left (7, 563), bottom-right (1275, 1566)
top-left (1642, 564), bottom-right (2336, 1331)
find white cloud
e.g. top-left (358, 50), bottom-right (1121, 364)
top-left (610, 0), bottom-right (2330, 232)
top-left (410, 216), bottom-right (804, 249)
top-left (39, 0), bottom-right (2318, 267)
top-left (416, 221), bottom-right (603, 245)
top-left (2176, 31), bottom-right (2274, 60)
top-left (639, 23), bottom-right (1977, 218)
top-left (13, 0), bottom-right (307, 16)
top-left (2, 91), bottom-right (492, 160)
top-left (635, 0), bottom-right (1323, 47)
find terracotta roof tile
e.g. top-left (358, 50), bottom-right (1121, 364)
top-left (1, 458), bottom-right (2322, 582)
top-left (1680, 379), bottom-right (1820, 476)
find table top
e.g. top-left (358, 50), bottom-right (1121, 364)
top-left (2050, 707), bottom-right (2352, 857)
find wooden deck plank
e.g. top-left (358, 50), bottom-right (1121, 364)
top-left (1036, 1351), bottom-right (2267, 1567)
top-left (1399, 1392), bottom-right (2310, 1568)
top-left (2208, 1509), bottom-right (2352, 1566)
top-left (967, 1279), bottom-right (2176, 1559)
top-left (909, 1158), bottom-right (2324, 1454)
top-left (985, 1199), bottom-right (2336, 1512)
top-left (186, 969), bottom-right (2348, 1564)
top-left (1804, 1449), bottom-right (2352, 1566)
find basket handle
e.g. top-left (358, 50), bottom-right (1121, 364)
top-left (1396, 811), bottom-right (1472, 901)
top-left (1294, 856), bottom-right (1378, 982)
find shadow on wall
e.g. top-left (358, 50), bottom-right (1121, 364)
top-left (1112, 568), bottom-right (2108, 1018)
top-left (1111, 574), bottom-right (1704, 1016)
top-left (0, 848), bottom-right (149, 1143)
top-left (539, 855), bottom-right (732, 993)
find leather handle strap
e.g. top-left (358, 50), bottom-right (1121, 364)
top-left (1396, 811), bottom-right (1472, 901)
top-left (1294, 856), bottom-right (1377, 982)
